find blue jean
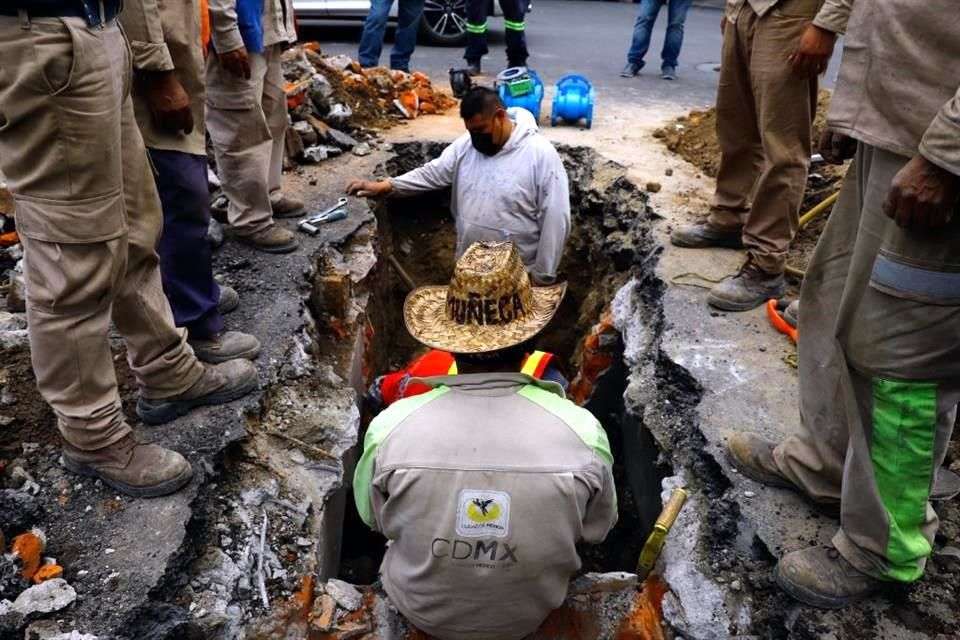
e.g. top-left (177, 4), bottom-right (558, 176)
top-left (358, 0), bottom-right (426, 71)
top-left (626, 0), bottom-right (693, 70)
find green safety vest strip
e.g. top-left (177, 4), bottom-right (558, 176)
top-left (465, 21), bottom-right (488, 34)
top-left (518, 385), bottom-right (614, 466)
top-left (870, 378), bottom-right (937, 582)
top-left (353, 386), bottom-right (451, 528)
top-left (504, 19), bottom-right (526, 31)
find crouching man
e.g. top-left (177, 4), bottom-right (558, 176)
top-left (354, 242), bottom-right (618, 639)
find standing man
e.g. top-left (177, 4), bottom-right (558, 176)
top-left (620, 0), bottom-right (695, 81)
top-left (207, 0), bottom-right (302, 254)
top-left (670, 0), bottom-right (849, 311)
top-left (0, 0), bottom-right (258, 498)
top-left (122, 0), bottom-right (262, 363)
top-left (357, 0), bottom-right (425, 72)
top-left (355, 242), bottom-right (617, 639)
top-left (464, 0), bottom-right (528, 76)
top-left (726, 0), bottom-right (960, 607)
top-left (346, 87), bottom-right (569, 285)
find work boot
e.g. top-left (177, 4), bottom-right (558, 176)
top-left (189, 331), bottom-right (261, 364)
top-left (466, 60), bottom-right (482, 76)
top-left (776, 546), bottom-right (881, 609)
top-left (61, 435), bottom-right (193, 498)
top-left (217, 285), bottom-right (240, 315)
top-left (707, 261), bottom-right (786, 311)
top-left (660, 66), bottom-right (677, 80)
top-left (620, 62), bottom-right (643, 77)
top-left (670, 221), bottom-right (744, 249)
top-left (137, 359), bottom-right (259, 425)
top-left (271, 194), bottom-right (306, 219)
top-left (236, 224), bottom-right (298, 254)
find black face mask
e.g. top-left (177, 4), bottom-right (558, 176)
top-left (470, 130), bottom-right (501, 156)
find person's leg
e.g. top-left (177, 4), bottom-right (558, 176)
top-left (625, 0), bottom-right (662, 67)
top-left (464, 0), bottom-right (490, 65)
top-left (263, 44), bottom-right (292, 207)
top-left (500, 0), bottom-right (529, 68)
top-left (149, 149), bottom-right (224, 340)
top-left (358, 0), bottom-right (393, 68)
top-left (661, 0), bottom-right (693, 71)
top-left (390, 0), bottom-right (426, 71)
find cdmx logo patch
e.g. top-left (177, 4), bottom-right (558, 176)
top-left (456, 489), bottom-right (511, 538)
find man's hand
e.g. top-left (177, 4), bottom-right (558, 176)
top-left (788, 23), bottom-right (836, 76)
top-left (219, 47), bottom-right (251, 79)
top-left (882, 155), bottom-right (960, 230)
top-left (346, 179), bottom-right (393, 198)
top-left (818, 128), bottom-right (857, 165)
top-left (143, 71), bottom-right (194, 135)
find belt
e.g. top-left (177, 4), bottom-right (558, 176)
top-left (0, 1), bottom-right (121, 26)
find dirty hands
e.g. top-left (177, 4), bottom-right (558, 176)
top-left (219, 46), bottom-right (251, 79)
top-left (883, 155), bottom-right (960, 230)
top-left (144, 71), bottom-right (194, 135)
top-left (789, 23), bottom-right (836, 76)
top-left (818, 129), bottom-right (857, 164)
top-left (346, 179), bottom-right (393, 198)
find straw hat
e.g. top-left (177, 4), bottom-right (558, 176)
top-left (404, 242), bottom-right (566, 354)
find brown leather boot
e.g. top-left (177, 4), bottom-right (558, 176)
top-left (271, 194), bottom-right (306, 218)
top-left (136, 359), bottom-right (259, 425)
top-left (189, 330), bottom-right (261, 364)
top-left (707, 261), bottom-right (786, 311)
top-left (670, 221), bottom-right (744, 249)
top-left (62, 435), bottom-right (193, 498)
top-left (236, 224), bottom-right (298, 254)
top-left (777, 546), bottom-right (881, 609)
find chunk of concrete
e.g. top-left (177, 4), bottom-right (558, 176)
top-left (12, 579), bottom-right (76, 616)
top-left (324, 579), bottom-right (362, 612)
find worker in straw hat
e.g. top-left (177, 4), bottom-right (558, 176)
top-left (353, 242), bottom-right (618, 640)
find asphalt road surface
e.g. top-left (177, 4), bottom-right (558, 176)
top-left (301, 0), bottom-right (842, 113)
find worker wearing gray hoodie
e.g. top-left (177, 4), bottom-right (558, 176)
top-left (347, 87), bottom-right (571, 285)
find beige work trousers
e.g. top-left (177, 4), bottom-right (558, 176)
top-left (709, 0), bottom-right (818, 274)
top-left (773, 143), bottom-right (960, 581)
top-left (0, 16), bottom-right (203, 450)
top-left (205, 43), bottom-right (288, 236)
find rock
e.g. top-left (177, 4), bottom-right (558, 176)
top-left (0, 329), bottom-right (29, 350)
top-left (0, 311), bottom-right (26, 332)
top-left (743, 491), bottom-right (755, 498)
top-left (192, 548), bottom-right (242, 593)
top-left (569, 571), bottom-right (638, 595)
top-left (323, 55), bottom-right (353, 72)
top-left (48, 632), bottom-right (99, 640)
top-left (934, 546), bottom-right (960, 573)
top-left (293, 120), bottom-right (318, 147)
top-left (326, 104), bottom-right (353, 125)
top-left (352, 142), bottom-right (372, 157)
top-left (324, 579), bottom-right (362, 612)
top-left (729, 579), bottom-right (742, 591)
top-left (308, 593), bottom-right (336, 631)
top-left (309, 73), bottom-right (334, 107)
top-left (665, 168), bottom-right (674, 176)
top-left (0, 489), bottom-right (43, 537)
top-left (6, 272), bottom-right (26, 313)
top-left (324, 128), bottom-right (358, 151)
top-left (301, 146), bottom-right (329, 164)
top-left (207, 219), bottom-right (224, 249)
top-left (645, 181), bottom-right (662, 193)
top-left (12, 579), bottom-right (76, 616)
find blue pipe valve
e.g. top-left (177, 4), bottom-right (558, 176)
top-left (551, 74), bottom-right (594, 129)
top-left (496, 67), bottom-right (545, 121)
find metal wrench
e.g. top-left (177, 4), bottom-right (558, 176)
top-left (298, 198), bottom-right (349, 235)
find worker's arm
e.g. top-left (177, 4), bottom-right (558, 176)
top-left (789, 0), bottom-right (854, 76)
top-left (388, 138), bottom-right (462, 196)
top-left (353, 412), bottom-right (389, 531)
top-left (581, 461), bottom-right (618, 544)
top-left (208, 0), bottom-right (245, 55)
top-left (531, 148), bottom-right (571, 285)
top-left (812, 0), bottom-right (855, 35)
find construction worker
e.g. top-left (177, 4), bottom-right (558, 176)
top-left (726, 0), bottom-right (960, 608)
top-left (346, 87), bottom-right (570, 285)
top-left (121, 0), bottom-right (262, 364)
top-left (464, 0), bottom-right (529, 76)
top-left (0, 0), bottom-right (258, 498)
top-left (670, 0), bottom-right (851, 311)
top-left (354, 241), bottom-right (617, 639)
top-left (207, 0), bottom-right (302, 254)
top-left (357, 0), bottom-right (425, 72)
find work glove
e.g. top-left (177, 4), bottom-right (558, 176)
top-left (883, 155), bottom-right (960, 230)
top-left (143, 71), bottom-right (194, 135)
top-left (818, 129), bottom-right (857, 165)
top-left (219, 46), bottom-right (252, 80)
top-left (788, 23), bottom-right (836, 76)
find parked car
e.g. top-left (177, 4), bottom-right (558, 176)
top-left (293, 0), bottom-right (502, 46)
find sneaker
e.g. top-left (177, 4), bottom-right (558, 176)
top-left (217, 285), bottom-right (240, 315)
top-left (466, 60), bottom-right (482, 76)
top-left (661, 66), bottom-right (677, 80)
top-left (670, 221), bottom-right (744, 249)
top-left (620, 62), bottom-right (643, 78)
top-left (136, 359), bottom-right (259, 425)
top-left (776, 546), bottom-right (881, 609)
top-left (236, 224), bottom-right (298, 254)
top-left (707, 261), bottom-right (786, 312)
top-left (189, 331), bottom-right (261, 364)
top-left (271, 194), bottom-right (306, 219)
top-left (62, 435), bottom-right (193, 498)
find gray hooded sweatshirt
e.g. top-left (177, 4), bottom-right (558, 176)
top-left (389, 108), bottom-right (571, 284)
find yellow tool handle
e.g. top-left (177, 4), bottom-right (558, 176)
top-left (655, 487), bottom-right (688, 530)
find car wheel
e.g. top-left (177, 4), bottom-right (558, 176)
top-left (419, 0), bottom-right (469, 46)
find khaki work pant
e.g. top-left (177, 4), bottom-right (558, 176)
top-left (206, 43), bottom-right (288, 236)
top-left (709, 0), bottom-right (818, 274)
top-left (0, 16), bottom-right (203, 450)
top-left (773, 143), bottom-right (960, 582)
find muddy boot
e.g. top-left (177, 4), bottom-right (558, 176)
top-left (708, 262), bottom-right (786, 311)
top-left (217, 285), bottom-right (239, 315)
top-left (236, 224), bottom-right (298, 254)
top-left (271, 194), bottom-right (306, 219)
top-left (777, 546), bottom-right (881, 609)
top-left (670, 221), bottom-right (744, 249)
top-left (725, 432), bottom-right (795, 489)
top-left (62, 435), bottom-right (193, 498)
top-left (137, 359), bottom-right (259, 425)
top-left (189, 331), bottom-right (261, 364)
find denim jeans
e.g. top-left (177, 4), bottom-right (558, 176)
top-left (626, 0), bottom-right (694, 70)
top-left (358, 0), bottom-right (426, 71)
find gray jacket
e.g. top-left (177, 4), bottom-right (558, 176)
top-left (353, 373), bottom-right (617, 640)
top-left (389, 108), bottom-right (571, 285)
